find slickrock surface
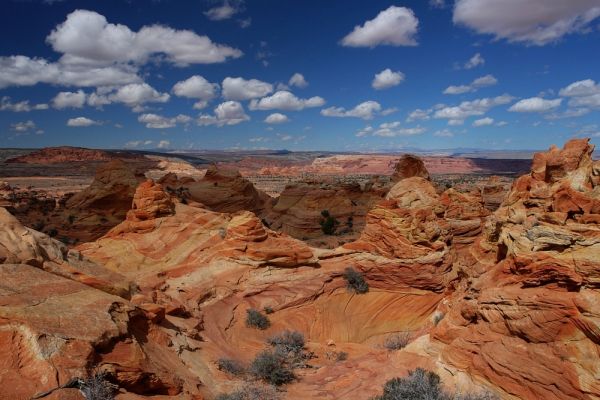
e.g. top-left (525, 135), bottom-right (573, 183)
top-left (0, 139), bottom-right (598, 400)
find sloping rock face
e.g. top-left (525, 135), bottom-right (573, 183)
top-left (185, 165), bottom-right (272, 215)
top-left (0, 206), bottom-right (202, 399)
top-left (429, 138), bottom-right (600, 400)
top-left (127, 180), bottom-right (175, 222)
top-left (264, 177), bottom-right (388, 247)
top-left (391, 154), bottom-right (431, 182)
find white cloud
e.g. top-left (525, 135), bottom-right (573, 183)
top-left (371, 121), bottom-right (426, 137)
top-left (356, 125), bottom-right (374, 137)
top-left (109, 83), bottom-right (170, 108)
top-left (264, 113), bottom-right (289, 124)
top-left (473, 117), bottom-right (494, 126)
top-left (406, 108), bottom-right (431, 122)
top-left (289, 73), bottom-right (308, 88)
top-left (448, 119), bottom-right (465, 126)
top-left (444, 74), bottom-right (497, 94)
top-left (508, 97), bottom-right (562, 112)
top-left (197, 101), bottom-right (250, 126)
top-left (321, 100), bottom-right (382, 120)
top-left (51, 90), bottom-right (87, 109)
top-left (559, 79), bottom-right (600, 109)
top-left (67, 116), bottom-right (99, 127)
top-left (434, 129), bottom-right (454, 137)
top-left (138, 113), bottom-right (191, 129)
top-left (372, 68), bottom-right (405, 90)
top-left (10, 120), bottom-right (37, 133)
top-left (157, 140), bottom-right (171, 149)
top-left (249, 91), bottom-right (325, 111)
top-left (0, 55), bottom-right (140, 89)
top-left (434, 94), bottom-right (514, 122)
top-left (341, 6), bottom-right (419, 47)
top-left (496, 121), bottom-right (509, 126)
top-left (48, 10), bottom-right (242, 66)
top-left (453, 0), bottom-right (600, 46)
top-left (204, 0), bottom-right (243, 21)
top-left (0, 96), bottom-right (48, 112)
top-left (222, 77), bottom-right (273, 101)
top-left (464, 53), bottom-right (485, 69)
top-left (430, 0), bottom-right (446, 8)
top-left (172, 75), bottom-right (219, 106)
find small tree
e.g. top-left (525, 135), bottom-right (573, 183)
top-left (246, 309), bottom-right (270, 330)
top-left (343, 267), bottom-right (369, 294)
top-left (320, 210), bottom-right (339, 235)
top-left (384, 332), bottom-right (411, 351)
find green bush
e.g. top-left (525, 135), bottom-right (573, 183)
top-left (320, 210), bottom-right (339, 235)
top-left (343, 267), bottom-right (369, 294)
top-left (246, 309), bottom-right (270, 330)
top-left (249, 350), bottom-right (295, 386)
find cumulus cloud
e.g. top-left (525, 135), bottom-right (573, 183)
top-left (406, 108), bottom-right (432, 122)
top-left (0, 9), bottom-right (241, 90)
top-left (108, 83), bottom-right (170, 108)
top-left (264, 113), bottom-right (289, 124)
top-left (197, 101), bottom-right (250, 126)
top-left (0, 96), bottom-right (48, 112)
top-left (372, 68), bottom-right (405, 90)
top-left (464, 53), bottom-right (485, 69)
top-left (453, 0), bottom-right (600, 46)
top-left (434, 129), bottom-right (454, 137)
top-left (172, 75), bottom-right (219, 108)
top-left (434, 94), bottom-right (514, 123)
top-left (52, 90), bottom-right (87, 109)
top-left (222, 77), bottom-right (273, 101)
top-left (204, 0), bottom-right (244, 21)
top-left (289, 73), bottom-right (308, 88)
top-left (250, 91), bottom-right (325, 111)
top-left (444, 74), bottom-right (497, 94)
top-left (10, 120), bottom-right (37, 133)
top-left (429, 0), bottom-right (446, 8)
top-left (508, 97), bottom-right (562, 112)
top-left (357, 121), bottom-right (425, 137)
top-left (48, 10), bottom-right (242, 66)
top-left (0, 55), bottom-right (140, 89)
top-left (67, 117), bottom-right (100, 127)
top-left (157, 140), bottom-right (171, 149)
top-left (138, 113), bottom-right (191, 129)
top-left (341, 6), bottom-right (419, 47)
top-left (472, 117), bottom-right (494, 126)
top-left (321, 100), bottom-right (382, 120)
top-left (559, 79), bottom-right (600, 109)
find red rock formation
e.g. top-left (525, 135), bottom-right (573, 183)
top-left (392, 154), bottom-right (431, 181)
top-left (4, 146), bottom-right (138, 164)
top-left (127, 180), bottom-right (175, 222)
top-left (186, 165), bottom-right (272, 214)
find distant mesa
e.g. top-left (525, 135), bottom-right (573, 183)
top-left (5, 146), bottom-right (142, 164)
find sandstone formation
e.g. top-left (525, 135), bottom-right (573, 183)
top-left (391, 154), bottom-right (431, 181)
top-left (5, 146), bottom-right (136, 164)
top-left (264, 177), bottom-right (388, 247)
top-left (0, 139), bottom-right (599, 400)
top-left (185, 165), bottom-right (272, 215)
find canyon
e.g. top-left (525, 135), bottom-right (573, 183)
top-left (0, 139), bottom-right (598, 399)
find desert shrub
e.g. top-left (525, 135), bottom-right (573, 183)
top-left (433, 311), bottom-right (445, 326)
top-left (320, 210), bottom-right (339, 235)
top-left (246, 309), bottom-right (270, 330)
top-left (215, 383), bottom-right (281, 400)
top-left (325, 350), bottom-right (348, 362)
top-left (68, 214), bottom-right (76, 224)
top-left (47, 228), bottom-right (58, 237)
top-left (343, 267), bottom-right (369, 294)
top-left (373, 368), bottom-right (448, 400)
top-left (217, 358), bottom-right (245, 376)
top-left (249, 350), bottom-right (295, 386)
top-left (372, 369), bottom-right (499, 400)
top-left (384, 332), bottom-right (411, 351)
top-left (263, 306), bottom-right (274, 314)
top-left (267, 330), bottom-right (305, 354)
top-left (79, 371), bottom-right (117, 400)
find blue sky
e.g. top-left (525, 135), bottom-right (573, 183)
top-left (1, 0), bottom-right (600, 151)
